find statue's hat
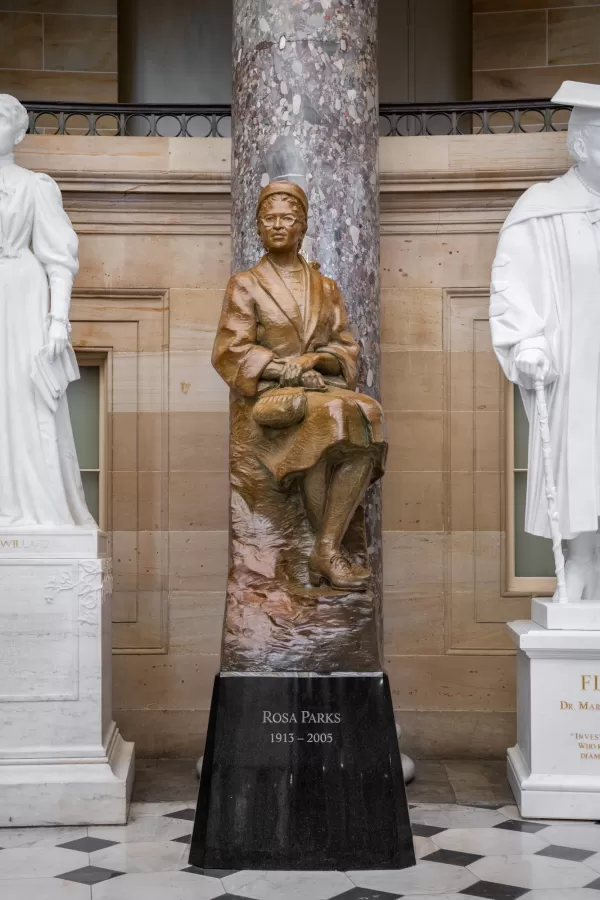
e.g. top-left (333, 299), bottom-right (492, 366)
top-left (552, 81), bottom-right (600, 128)
top-left (257, 180), bottom-right (308, 216)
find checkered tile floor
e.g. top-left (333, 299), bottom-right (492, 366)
top-left (3, 802), bottom-right (600, 899)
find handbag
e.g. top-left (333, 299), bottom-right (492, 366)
top-left (252, 387), bottom-right (307, 428)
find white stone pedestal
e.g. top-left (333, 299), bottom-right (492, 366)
top-left (0, 527), bottom-right (135, 826)
top-left (508, 618), bottom-right (600, 819)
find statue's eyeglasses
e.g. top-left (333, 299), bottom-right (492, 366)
top-left (260, 215), bottom-right (299, 228)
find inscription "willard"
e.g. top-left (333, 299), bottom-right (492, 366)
top-left (0, 539), bottom-right (50, 550)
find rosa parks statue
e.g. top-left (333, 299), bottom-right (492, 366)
top-left (490, 81), bottom-right (600, 601)
top-left (0, 94), bottom-right (93, 528)
top-left (212, 180), bottom-right (386, 603)
top-left (190, 181), bottom-right (413, 870)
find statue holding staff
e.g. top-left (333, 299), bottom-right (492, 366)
top-left (490, 81), bottom-right (600, 601)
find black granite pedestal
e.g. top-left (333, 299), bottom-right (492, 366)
top-left (190, 673), bottom-right (415, 870)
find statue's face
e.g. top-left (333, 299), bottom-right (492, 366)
top-left (258, 196), bottom-right (305, 253)
top-left (0, 111), bottom-right (16, 157)
top-left (580, 126), bottom-right (600, 174)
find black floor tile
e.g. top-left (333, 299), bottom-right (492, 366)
top-left (57, 866), bottom-right (124, 885)
top-left (172, 833), bottom-right (192, 844)
top-left (222, 896), bottom-right (270, 900)
top-left (57, 836), bottom-right (118, 853)
top-left (165, 807), bottom-right (196, 821)
top-left (329, 889), bottom-right (404, 900)
top-left (460, 881), bottom-right (529, 900)
top-left (586, 877), bottom-right (600, 891)
top-left (424, 848), bottom-right (483, 867)
top-left (411, 822), bottom-right (447, 838)
top-left (536, 843), bottom-right (595, 862)
top-left (494, 820), bottom-right (548, 834)
top-left (183, 866), bottom-right (240, 877)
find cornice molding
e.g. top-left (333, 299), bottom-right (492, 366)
top-left (25, 133), bottom-right (570, 236)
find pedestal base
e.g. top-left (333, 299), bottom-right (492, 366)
top-left (508, 744), bottom-right (600, 819)
top-left (0, 729), bottom-right (134, 827)
top-left (0, 528), bottom-right (134, 826)
top-left (508, 620), bottom-right (600, 820)
top-left (190, 673), bottom-right (415, 870)
top-left (532, 597), bottom-right (600, 630)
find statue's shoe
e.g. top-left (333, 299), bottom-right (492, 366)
top-left (308, 551), bottom-right (370, 591)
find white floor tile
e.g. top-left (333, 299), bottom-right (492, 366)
top-left (468, 853), bottom-right (595, 890)
top-left (0, 847), bottom-right (89, 880)
top-left (397, 895), bottom-right (480, 900)
top-left (128, 802), bottom-right (191, 819)
top-left (433, 825), bottom-right (548, 856)
top-left (0, 878), bottom-right (91, 900)
top-left (88, 818), bottom-right (191, 844)
top-left (0, 826), bottom-right (88, 849)
top-left (89, 839), bottom-right (189, 874)
top-left (527, 891), bottom-right (600, 899)
top-left (497, 806), bottom-right (586, 827)
top-left (91, 871), bottom-right (225, 900)
top-left (348, 861), bottom-right (478, 895)
top-left (541, 824), bottom-right (600, 853)
top-left (497, 804), bottom-right (526, 821)
top-left (222, 870), bottom-right (353, 900)
top-left (410, 803), bottom-right (506, 830)
top-left (579, 851), bottom-right (600, 875)
top-left (414, 835), bottom-right (438, 858)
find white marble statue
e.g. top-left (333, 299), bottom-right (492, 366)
top-left (0, 94), bottom-right (94, 527)
top-left (490, 81), bottom-right (600, 602)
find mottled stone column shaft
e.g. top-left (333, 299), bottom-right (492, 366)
top-left (232, 0), bottom-right (383, 651)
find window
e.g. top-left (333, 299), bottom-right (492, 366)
top-left (506, 383), bottom-right (556, 594)
top-left (66, 353), bottom-right (107, 530)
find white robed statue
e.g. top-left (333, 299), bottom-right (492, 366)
top-left (0, 94), bottom-right (94, 527)
top-left (490, 81), bottom-right (600, 602)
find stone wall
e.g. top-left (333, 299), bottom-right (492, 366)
top-left (0, 0), bottom-right (117, 101)
top-left (474, 0), bottom-right (600, 99)
top-left (14, 131), bottom-right (571, 759)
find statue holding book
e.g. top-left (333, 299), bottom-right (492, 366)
top-left (0, 94), bottom-right (93, 527)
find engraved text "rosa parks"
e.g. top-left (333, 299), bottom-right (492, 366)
top-left (262, 711), bottom-right (341, 724)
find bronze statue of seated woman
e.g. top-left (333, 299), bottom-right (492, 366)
top-left (213, 180), bottom-right (387, 602)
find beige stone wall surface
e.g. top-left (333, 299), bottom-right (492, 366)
top-left (0, 0), bottom-right (117, 101)
top-left (13, 131), bottom-right (571, 759)
top-left (474, 0), bottom-right (600, 99)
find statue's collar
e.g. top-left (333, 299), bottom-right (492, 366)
top-left (253, 255), bottom-right (323, 346)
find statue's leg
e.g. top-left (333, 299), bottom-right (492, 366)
top-left (309, 452), bottom-right (373, 591)
top-left (562, 531), bottom-right (597, 601)
top-left (301, 458), bottom-right (328, 531)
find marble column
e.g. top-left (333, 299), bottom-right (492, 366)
top-left (232, 0), bottom-right (383, 646)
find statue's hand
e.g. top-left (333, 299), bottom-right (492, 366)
top-left (301, 370), bottom-right (326, 391)
top-left (280, 354), bottom-right (320, 386)
top-left (48, 319), bottom-right (69, 361)
top-left (515, 348), bottom-right (551, 382)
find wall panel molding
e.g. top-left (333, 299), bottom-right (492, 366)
top-left (71, 288), bottom-right (170, 655)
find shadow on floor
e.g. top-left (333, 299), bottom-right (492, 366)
top-left (132, 758), bottom-right (514, 807)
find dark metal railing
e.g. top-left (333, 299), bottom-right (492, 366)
top-left (24, 99), bottom-right (571, 138)
top-left (25, 102), bottom-right (233, 137)
top-left (379, 99), bottom-right (571, 136)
